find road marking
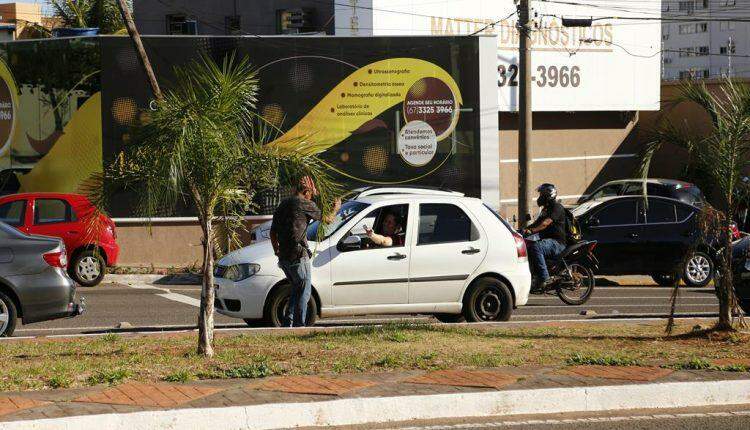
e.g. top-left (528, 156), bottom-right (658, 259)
top-left (126, 283), bottom-right (201, 308)
top-left (156, 293), bottom-right (201, 307)
top-left (383, 410), bottom-right (750, 429)
top-left (528, 296), bottom-right (717, 300)
top-left (520, 303), bottom-right (720, 309)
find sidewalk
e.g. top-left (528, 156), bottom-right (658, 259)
top-left (1, 361), bottom-right (749, 429)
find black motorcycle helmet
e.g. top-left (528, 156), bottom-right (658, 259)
top-left (536, 183), bottom-right (558, 207)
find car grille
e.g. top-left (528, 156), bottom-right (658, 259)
top-left (225, 299), bottom-right (241, 312)
top-left (214, 265), bottom-right (227, 278)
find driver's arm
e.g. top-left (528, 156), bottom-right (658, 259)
top-left (366, 230), bottom-right (393, 247)
top-left (322, 198), bottom-right (342, 224)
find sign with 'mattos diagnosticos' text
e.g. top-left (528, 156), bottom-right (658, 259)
top-left (335, 0), bottom-right (661, 112)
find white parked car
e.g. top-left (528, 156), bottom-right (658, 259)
top-left (248, 186), bottom-right (465, 243)
top-left (214, 190), bottom-right (531, 326)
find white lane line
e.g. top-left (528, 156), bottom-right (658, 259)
top-left (520, 304), bottom-right (719, 309)
top-left (125, 283), bottom-right (202, 308)
top-left (156, 293), bottom-right (201, 307)
top-left (383, 410), bottom-right (750, 429)
top-left (528, 296), bottom-right (717, 300)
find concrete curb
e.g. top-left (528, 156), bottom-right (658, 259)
top-left (103, 273), bottom-right (201, 285)
top-left (3, 379), bottom-right (749, 430)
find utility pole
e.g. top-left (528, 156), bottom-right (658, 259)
top-left (517, 0), bottom-right (532, 228)
top-left (728, 36), bottom-right (734, 78)
top-left (116, 0), bottom-right (163, 101)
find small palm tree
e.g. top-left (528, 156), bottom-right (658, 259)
top-left (91, 54), bottom-right (338, 356)
top-left (49, 0), bottom-right (129, 34)
top-left (641, 78), bottom-right (750, 331)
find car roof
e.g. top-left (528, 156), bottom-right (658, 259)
top-left (601, 178), bottom-right (693, 187)
top-left (355, 194), bottom-right (480, 205)
top-left (353, 186), bottom-right (464, 198)
top-left (0, 192), bottom-right (87, 200)
top-left (575, 195), bottom-right (696, 214)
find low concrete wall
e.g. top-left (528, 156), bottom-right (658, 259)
top-left (114, 218), bottom-right (270, 267)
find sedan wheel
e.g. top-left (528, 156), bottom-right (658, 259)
top-left (0, 291), bottom-right (18, 337)
top-left (683, 252), bottom-right (714, 288)
top-left (265, 284), bottom-right (318, 327)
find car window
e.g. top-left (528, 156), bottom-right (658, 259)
top-left (676, 204), bottom-right (695, 222)
top-left (621, 183), bottom-right (643, 195)
top-left (306, 201), bottom-right (370, 241)
top-left (34, 199), bottom-right (73, 225)
top-left (644, 200), bottom-right (676, 223)
top-left (593, 201), bottom-right (637, 226)
top-left (676, 187), bottom-right (705, 206)
top-left (0, 200), bottom-right (25, 226)
top-left (418, 203), bottom-right (479, 245)
top-left (588, 184), bottom-right (621, 200)
top-left (342, 204), bottom-right (409, 249)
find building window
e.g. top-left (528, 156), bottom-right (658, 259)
top-left (722, 0), bottom-right (736, 6)
top-left (697, 23), bottom-right (708, 32)
top-left (678, 24), bottom-right (694, 34)
top-left (720, 44), bottom-right (736, 55)
top-left (720, 21), bottom-right (735, 31)
top-left (225, 15), bottom-right (241, 35)
top-left (679, 69), bottom-right (709, 80)
top-left (167, 14), bottom-right (186, 34)
top-left (678, 1), bottom-right (695, 14)
top-left (698, 46), bottom-right (709, 56)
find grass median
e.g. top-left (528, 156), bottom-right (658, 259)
top-left (1, 320), bottom-right (748, 391)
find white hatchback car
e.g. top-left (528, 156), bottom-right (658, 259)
top-left (214, 190), bottom-right (531, 326)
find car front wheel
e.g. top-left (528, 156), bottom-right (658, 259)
top-left (434, 313), bottom-right (465, 323)
top-left (264, 284), bottom-right (318, 327)
top-left (683, 252), bottom-right (714, 288)
top-left (70, 250), bottom-right (106, 287)
top-left (0, 291), bottom-right (18, 337)
top-left (463, 277), bottom-right (513, 322)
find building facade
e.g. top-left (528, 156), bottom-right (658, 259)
top-left (662, 0), bottom-right (750, 80)
top-left (133, 0), bottom-right (334, 35)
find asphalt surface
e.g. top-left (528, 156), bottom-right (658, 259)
top-left (333, 405), bottom-right (750, 430)
top-left (12, 280), bottom-right (724, 337)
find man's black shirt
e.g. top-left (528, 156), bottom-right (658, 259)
top-left (271, 196), bottom-right (322, 261)
top-left (534, 202), bottom-right (567, 245)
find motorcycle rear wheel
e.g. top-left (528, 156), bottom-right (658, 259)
top-left (557, 263), bottom-right (595, 305)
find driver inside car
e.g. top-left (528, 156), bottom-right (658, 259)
top-left (364, 212), bottom-right (404, 247)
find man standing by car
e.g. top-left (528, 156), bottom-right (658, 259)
top-left (523, 184), bottom-right (567, 289)
top-left (270, 177), bottom-right (340, 327)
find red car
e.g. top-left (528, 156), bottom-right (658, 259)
top-left (0, 193), bottom-right (119, 286)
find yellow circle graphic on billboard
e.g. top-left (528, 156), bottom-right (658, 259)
top-left (0, 58), bottom-right (18, 157)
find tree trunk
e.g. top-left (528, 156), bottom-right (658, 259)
top-left (716, 217), bottom-right (734, 331)
top-left (197, 215), bottom-right (216, 357)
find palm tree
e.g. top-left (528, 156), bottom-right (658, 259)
top-left (641, 78), bottom-right (750, 331)
top-left (92, 54), bottom-right (338, 356)
top-left (49, 0), bottom-right (129, 34)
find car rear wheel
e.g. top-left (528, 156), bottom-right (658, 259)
top-left (463, 277), bottom-right (513, 322)
top-left (70, 250), bottom-right (105, 287)
top-left (683, 252), bottom-right (714, 288)
top-left (264, 284), bottom-right (318, 327)
top-left (651, 273), bottom-right (678, 287)
top-left (434, 313), bottom-right (465, 323)
top-left (0, 291), bottom-right (18, 337)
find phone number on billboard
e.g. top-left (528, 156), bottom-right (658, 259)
top-left (497, 65), bottom-right (581, 88)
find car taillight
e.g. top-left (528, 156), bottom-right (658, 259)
top-left (43, 250), bottom-right (68, 268)
top-left (513, 233), bottom-right (527, 261)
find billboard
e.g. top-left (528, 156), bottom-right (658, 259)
top-left (336, 0), bottom-right (662, 112)
top-left (0, 36), bottom-right (499, 217)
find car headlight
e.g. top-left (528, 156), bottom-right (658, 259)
top-left (223, 263), bottom-right (261, 282)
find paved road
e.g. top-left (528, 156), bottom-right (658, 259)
top-left (341, 406), bottom-right (750, 430)
top-left (12, 280), bottom-right (723, 337)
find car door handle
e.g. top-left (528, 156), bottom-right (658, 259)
top-left (627, 233), bottom-right (639, 239)
top-left (67, 230), bottom-right (79, 235)
top-left (462, 247), bottom-right (481, 255)
top-left (387, 253), bottom-right (407, 260)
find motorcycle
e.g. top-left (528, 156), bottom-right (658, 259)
top-left (524, 234), bottom-right (599, 305)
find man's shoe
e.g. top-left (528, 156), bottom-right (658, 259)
top-left (541, 277), bottom-right (557, 289)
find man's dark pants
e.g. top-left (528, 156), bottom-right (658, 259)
top-left (528, 238), bottom-right (566, 281)
top-left (278, 256), bottom-right (312, 327)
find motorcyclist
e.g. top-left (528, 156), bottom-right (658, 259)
top-left (523, 184), bottom-right (567, 289)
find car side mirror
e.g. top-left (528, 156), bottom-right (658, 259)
top-left (338, 235), bottom-right (362, 252)
top-left (586, 217), bottom-right (600, 227)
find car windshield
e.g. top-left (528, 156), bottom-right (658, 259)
top-left (571, 200), bottom-right (604, 217)
top-left (306, 201), bottom-right (370, 241)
